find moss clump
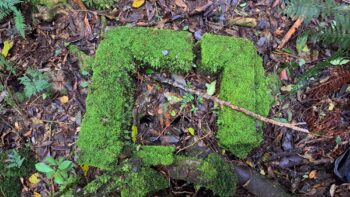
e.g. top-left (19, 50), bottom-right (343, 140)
top-left (0, 148), bottom-right (36, 197)
top-left (77, 27), bottom-right (193, 169)
top-left (84, 163), bottom-right (169, 196)
top-left (199, 34), bottom-right (272, 158)
top-left (121, 167), bottom-right (168, 197)
top-left (198, 154), bottom-right (237, 197)
top-left (82, 0), bottom-right (117, 9)
top-left (135, 145), bottom-right (175, 166)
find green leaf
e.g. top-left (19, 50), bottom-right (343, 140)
top-left (35, 163), bottom-right (54, 173)
top-left (58, 160), bottom-right (72, 170)
top-left (330, 58), bottom-right (350, 65)
top-left (335, 135), bottom-right (341, 144)
top-left (54, 172), bottom-right (65, 184)
top-left (46, 156), bottom-right (57, 166)
top-left (46, 171), bottom-right (55, 179)
top-left (296, 35), bottom-right (308, 54)
top-left (206, 80), bottom-right (216, 96)
top-left (80, 81), bottom-right (89, 88)
top-left (187, 127), bottom-right (195, 136)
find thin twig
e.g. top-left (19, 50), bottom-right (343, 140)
top-left (277, 17), bottom-right (304, 49)
top-left (151, 75), bottom-right (310, 134)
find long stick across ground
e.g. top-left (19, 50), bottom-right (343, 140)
top-left (151, 74), bottom-right (310, 134)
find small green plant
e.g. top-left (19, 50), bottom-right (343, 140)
top-left (35, 156), bottom-right (73, 185)
top-left (19, 68), bottom-right (51, 98)
top-left (0, 0), bottom-right (26, 37)
top-left (5, 149), bottom-right (25, 168)
top-left (180, 93), bottom-right (194, 110)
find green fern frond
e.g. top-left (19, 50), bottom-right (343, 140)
top-left (13, 9), bottom-right (25, 38)
top-left (0, 9), bottom-right (11, 21)
top-left (0, 0), bottom-right (25, 38)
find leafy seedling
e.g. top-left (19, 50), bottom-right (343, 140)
top-left (35, 156), bottom-right (73, 185)
top-left (6, 149), bottom-right (25, 169)
top-left (19, 68), bottom-right (51, 98)
top-left (206, 81), bottom-right (216, 96)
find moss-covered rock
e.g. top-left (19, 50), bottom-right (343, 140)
top-left (135, 145), bottom-right (175, 166)
top-left (199, 34), bottom-right (273, 158)
top-left (198, 154), bottom-right (237, 197)
top-left (169, 154), bottom-right (237, 197)
top-left (0, 148), bottom-right (36, 197)
top-left (121, 167), bottom-right (168, 197)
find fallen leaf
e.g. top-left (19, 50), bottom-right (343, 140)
top-left (187, 127), bottom-right (195, 136)
top-left (175, 0), bottom-right (188, 10)
top-left (132, 0), bottom-right (145, 8)
top-left (58, 96), bottom-right (69, 104)
top-left (32, 192), bottom-right (41, 197)
top-left (280, 85), bottom-right (293, 92)
top-left (309, 170), bottom-right (317, 179)
top-left (228, 17), bottom-right (257, 28)
top-left (164, 92), bottom-right (183, 104)
top-left (280, 69), bottom-right (288, 80)
top-left (329, 184), bottom-right (337, 197)
top-left (32, 118), bottom-right (44, 125)
top-left (1, 40), bottom-right (13, 57)
top-left (81, 165), bottom-right (89, 176)
top-left (131, 125), bottom-right (138, 143)
top-left (29, 173), bottom-right (40, 185)
top-left (206, 81), bottom-right (216, 96)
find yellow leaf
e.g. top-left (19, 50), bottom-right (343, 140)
top-left (32, 118), bottom-right (44, 125)
top-left (1, 40), bottom-right (13, 57)
top-left (187, 127), bottom-right (195, 136)
top-left (81, 165), bottom-right (89, 176)
top-left (32, 192), bottom-right (41, 197)
top-left (29, 173), bottom-right (41, 185)
top-left (131, 125), bottom-right (138, 143)
top-left (59, 96), bottom-right (69, 104)
top-left (132, 0), bottom-right (145, 8)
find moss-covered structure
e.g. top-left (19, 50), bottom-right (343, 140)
top-left (200, 34), bottom-right (272, 158)
top-left (135, 145), bottom-right (175, 166)
top-left (77, 27), bottom-right (272, 196)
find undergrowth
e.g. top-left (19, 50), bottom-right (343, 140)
top-left (284, 0), bottom-right (350, 48)
top-left (82, 0), bottom-right (118, 9)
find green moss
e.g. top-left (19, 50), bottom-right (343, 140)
top-left (200, 34), bottom-right (272, 158)
top-left (121, 168), bottom-right (168, 197)
top-left (77, 27), bottom-right (193, 169)
top-left (198, 154), bottom-right (237, 197)
top-left (0, 148), bottom-right (36, 197)
top-left (82, 0), bottom-right (118, 9)
top-left (135, 145), bottom-right (175, 166)
top-left (68, 45), bottom-right (93, 72)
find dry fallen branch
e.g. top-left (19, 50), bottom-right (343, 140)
top-left (277, 17), bottom-right (304, 49)
top-left (151, 74), bottom-right (310, 134)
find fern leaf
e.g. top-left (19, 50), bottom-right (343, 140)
top-left (13, 9), bottom-right (25, 38)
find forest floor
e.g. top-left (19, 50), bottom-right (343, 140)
top-left (0, 0), bottom-right (349, 196)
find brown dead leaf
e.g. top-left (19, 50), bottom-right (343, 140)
top-left (309, 170), bottom-right (317, 179)
top-left (175, 0), bottom-right (188, 11)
